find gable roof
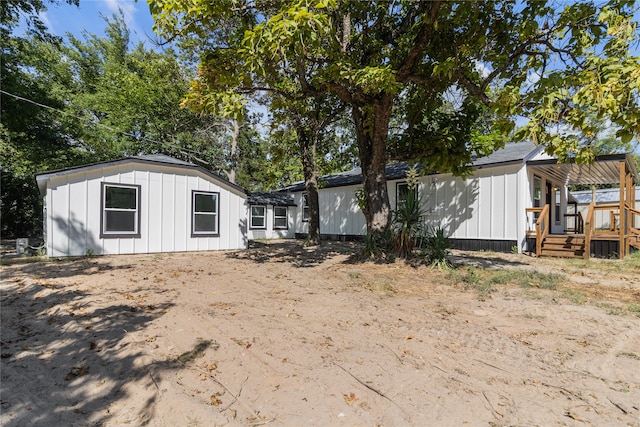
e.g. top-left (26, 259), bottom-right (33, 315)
top-left (35, 155), bottom-right (247, 197)
top-left (277, 141), bottom-right (540, 192)
top-left (247, 192), bottom-right (296, 206)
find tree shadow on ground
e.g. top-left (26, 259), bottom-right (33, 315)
top-left (0, 259), bottom-right (177, 426)
top-left (228, 240), bottom-right (362, 268)
top-left (447, 252), bottom-right (530, 270)
top-left (1, 256), bottom-right (135, 280)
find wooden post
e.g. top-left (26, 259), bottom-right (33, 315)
top-left (619, 161), bottom-right (625, 259)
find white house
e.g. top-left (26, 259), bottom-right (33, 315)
top-left (271, 142), bottom-right (638, 258)
top-left (36, 155), bottom-right (249, 257)
top-left (37, 145), bottom-right (637, 259)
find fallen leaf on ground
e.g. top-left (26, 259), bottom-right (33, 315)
top-left (343, 392), bottom-right (358, 405)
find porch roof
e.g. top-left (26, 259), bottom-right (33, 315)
top-left (526, 153), bottom-right (638, 186)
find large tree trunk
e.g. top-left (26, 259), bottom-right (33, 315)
top-left (352, 95), bottom-right (394, 243)
top-left (295, 126), bottom-right (321, 246)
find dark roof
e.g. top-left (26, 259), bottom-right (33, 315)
top-left (473, 141), bottom-right (540, 167)
top-left (35, 155), bottom-right (247, 197)
top-left (247, 192), bottom-right (296, 206)
top-left (133, 154), bottom-right (193, 166)
top-left (277, 142), bottom-right (539, 192)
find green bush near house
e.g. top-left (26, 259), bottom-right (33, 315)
top-left (421, 226), bottom-right (452, 270)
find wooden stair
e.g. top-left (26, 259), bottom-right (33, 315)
top-left (630, 234), bottom-right (640, 250)
top-left (539, 235), bottom-right (585, 258)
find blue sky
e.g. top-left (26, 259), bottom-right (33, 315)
top-left (35, 0), bottom-right (157, 45)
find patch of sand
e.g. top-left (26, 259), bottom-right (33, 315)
top-left (1, 242), bottom-right (639, 426)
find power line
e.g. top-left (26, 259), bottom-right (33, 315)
top-left (0, 88), bottom-right (164, 146)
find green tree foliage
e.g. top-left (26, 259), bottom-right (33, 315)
top-left (132, 1), bottom-right (640, 242)
top-left (62, 16), bottom-right (233, 171)
top-left (1, 0), bottom-right (78, 40)
top-left (1, 0), bottom-right (87, 237)
top-left (1, 9), bottom-right (258, 237)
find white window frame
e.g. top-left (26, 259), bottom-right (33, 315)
top-left (533, 175), bottom-right (542, 207)
top-left (101, 183), bottom-right (141, 238)
top-left (273, 206), bottom-right (288, 230)
top-left (250, 205), bottom-right (267, 229)
top-left (192, 191), bottom-right (219, 237)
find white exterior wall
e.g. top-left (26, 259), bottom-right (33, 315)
top-left (44, 163), bottom-right (248, 257)
top-left (291, 187), bottom-right (367, 236)
top-left (418, 165), bottom-right (524, 242)
top-left (290, 164), bottom-right (528, 248)
top-left (247, 205), bottom-right (295, 240)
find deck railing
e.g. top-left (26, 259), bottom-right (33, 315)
top-left (591, 203), bottom-right (621, 233)
top-left (630, 206), bottom-right (640, 248)
top-left (564, 212), bottom-right (584, 234)
top-left (525, 204), bottom-right (549, 256)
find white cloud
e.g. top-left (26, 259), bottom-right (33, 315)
top-left (104, 0), bottom-right (137, 28)
top-left (38, 11), bottom-right (54, 33)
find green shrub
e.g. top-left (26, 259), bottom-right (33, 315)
top-left (422, 226), bottom-right (451, 270)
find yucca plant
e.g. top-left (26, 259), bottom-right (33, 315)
top-left (391, 184), bottom-right (425, 258)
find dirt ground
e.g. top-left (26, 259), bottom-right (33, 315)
top-left (1, 241), bottom-right (639, 427)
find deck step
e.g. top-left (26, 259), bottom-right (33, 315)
top-left (539, 249), bottom-right (585, 257)
top-left (539, 235), bottom-right (585, 258)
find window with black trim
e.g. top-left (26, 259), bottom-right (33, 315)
top-left (302, 193), bottom-right (309, 222)
top-left (250, 205), bottom-right (266, 229)
top-left (274, 206), bottom-right (288, 229)
top-left (192, 191), bottom-right (219, 236)
top-left (101, 183), bottom-right (141, 237)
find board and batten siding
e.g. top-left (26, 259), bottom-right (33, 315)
top-left (420, 165), bottom-right (524, 242)
top-left (44, 162), bottom-right (247, 257)
top-left (292, 187), bottom-right (367, 237)
top-left (247, 205), bottom-right (296, 240)
top-left (290, 163), bottom-right (528, 249)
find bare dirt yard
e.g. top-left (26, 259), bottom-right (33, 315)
top-left (1, 241), bottom-right (639, 427)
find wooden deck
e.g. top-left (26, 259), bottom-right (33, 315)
top-left (526, 231), bottom-right (639, 258)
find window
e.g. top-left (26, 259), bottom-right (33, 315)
top-left (302, 193), bottom-right (309, 222)
top-left (101, 183), bottom-right (140, 238)
top-left (250, 205), bottom-right (266, 229)
top-left (396, 182), bottom-right (417, 210)
top-left (192, 191), bottom-right (219, 236)
top-left (274, 206), bottom-right (288, 229)
top-left (533, 176), bottom-right (541, 207)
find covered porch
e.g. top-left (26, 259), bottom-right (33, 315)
top-left (525, 154), bottom-right (639, 259)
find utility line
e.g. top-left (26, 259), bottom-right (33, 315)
top-left (1, 88), bottom-right (250, 168)
top-left (0, 88), bottom-right (165, 146)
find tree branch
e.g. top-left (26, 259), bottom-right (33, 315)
top-left (396, 0), bottom-right (444, 82)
